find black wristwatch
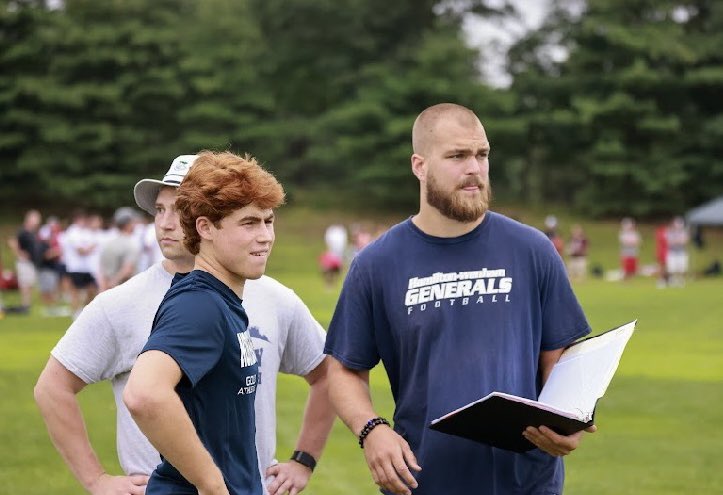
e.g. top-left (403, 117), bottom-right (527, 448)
top-left (290, 450), bottom-right (317, 472)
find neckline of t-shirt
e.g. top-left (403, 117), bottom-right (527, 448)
top-left (179, 269), bottom-right (244, 305)
top-left (404, 212), bottom-right (493, 244)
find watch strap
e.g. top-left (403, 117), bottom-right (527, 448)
top-left (290, 450), bottom-right (317, 471)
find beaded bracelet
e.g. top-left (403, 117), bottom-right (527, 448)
top-left (358, 416), bottom-right (390, 448)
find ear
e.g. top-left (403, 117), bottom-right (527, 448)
top-left (196, 216), bottom-right (214, 241)
top-left (411, 153), bottom-right (426, 182)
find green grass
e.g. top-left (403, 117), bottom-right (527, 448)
top-left (1, 206), bottom-right (722, 494)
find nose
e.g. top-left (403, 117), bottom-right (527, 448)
top-left (257, 223), bottom-right (275, 244)
top-left (466, 154), bottom-right (488, 176)
top-left (462, 155), bottom-right (480, 175)
top-left (158, 209), bottom-right (177, 230)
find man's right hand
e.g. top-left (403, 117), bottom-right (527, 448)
top-left (88, 473), bottom-right (148, 495)
top-left (362, 426), bottom-right (422, 495)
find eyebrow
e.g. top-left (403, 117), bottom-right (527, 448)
top-left (239, 212), bottom-right (275, 223)
top-left (446, 146), bottom-right (490, 154)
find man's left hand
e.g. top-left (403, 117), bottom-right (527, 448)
top-left (265, 461), bottom-right (312, 495)
top-left (523, 424), bottom-right (597, 456)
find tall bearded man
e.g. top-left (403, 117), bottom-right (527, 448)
top-left (324, 103), bottom-right (595, 495)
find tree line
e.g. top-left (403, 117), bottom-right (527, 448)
top-left (1, 0), bottom-right (721, 217)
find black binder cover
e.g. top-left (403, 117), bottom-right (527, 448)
top-left (428, 394), bottom-right (593, 453)
top-left (429, 320), bottom-right (637, 453)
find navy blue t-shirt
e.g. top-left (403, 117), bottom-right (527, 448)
top-left (17, 227), bottom-right (40, 265)
top-left (325, 212), bottom-right (591, 495)
top-left (142, 270), bottom-right (262, 495)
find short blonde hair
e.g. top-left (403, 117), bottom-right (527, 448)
top-left (412, 103), bottom-right (481, 155)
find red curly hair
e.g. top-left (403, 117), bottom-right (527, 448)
top-left (175, 151), bottom-right (285, 255)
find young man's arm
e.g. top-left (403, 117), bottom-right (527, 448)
top-left (34, 357), bottom-right (149, 495)
top-left (522, 348), bottom-right (597, 456)
top-left (265, 357), bottom-right (335, 495)
top-left (327, 357), bottom-right (421, 495)
top-left (123, 350), bottom-right (229, 495)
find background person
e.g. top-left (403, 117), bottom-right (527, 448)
top-left (87, 213), bottom-right (110, 289)
top-left (97, 207), bottom-right (141, 292)
top-left (62, 210), bottom-right (99, 318)
top-left (655, 223), bottom-right (669, 288)
top-left (324, 224), bottom-right (348, 260)
top-left (349, 223), bottom-right (373, 260)
top-left (324, 103), bottom-right (594, 495)
top-left (36, 216), bottom-right (68, 316)
top-left (10, 209), bottom-right (42, 313)
top-left (319, 224), bottom-right (348, 288)
top-left (543, 214), bottom-right (565, 257)
top-left (566, 224), bottom-right (589, 282)
top-left (618, 217), bottom-right (641, 280)
top-left (136, 216), bottom-right (164, 272)
top-left (665, 216), bottom-right (689, 287)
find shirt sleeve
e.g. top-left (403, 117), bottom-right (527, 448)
top-left (279, 290), bottom-right (326, 376)
top-left (324, 257), bottom-right (380, 370)
top-left (142, 290), bottom-right (226, 386)
top-left (51, 297), bottom-right (124, 384)
top-left (538, 242), bottom-right (591, 350)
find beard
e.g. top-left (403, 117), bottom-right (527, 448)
top-left (426, 172), bottom-right (491, 223)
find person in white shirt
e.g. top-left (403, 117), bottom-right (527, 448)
top-left (34, 155), bottom-right (335, 495)
top-left (135, 218), bottom-right (164, 273)
top-left (324, 224), bottom-right (348, 259)
top-left (665, 216), bottom-right (689, 287)
top-left (62, 210), bottom-right (100, 317)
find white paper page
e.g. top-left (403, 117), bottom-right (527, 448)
top-left (429, 391), bottom-right (581, 424)
top-left (537, 321), bottom-right (636, 421)
top-left (487, 392), bottom-right (582, 419)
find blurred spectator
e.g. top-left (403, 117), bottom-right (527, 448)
top-left (98, 208), bottom-right (142, 292)
top-left (324, 224), bottom-right (348, 259)
top-left (135, 217), bottom-right (163, 272)
top-left (350, 223), bottom-right (373, 259)
top-left (37, 216), bottom-right (69, 316)
top-left (655, 223), bottom-right (669, 288)
top-left (691, 224), bottom-right (705, 250)
top-left (665, 216), bottom-right (689, 287)
top-left (566, 224), bottom-right (588, 282)
top-left (87, 212), bottom-right (109, 284)
top-left (619, 217), bottom-right (641, 280)
top-left (319, 250), bottom-right (343, 288)
top-left (62, 210), bottom-right (99, 318)
top-left (543, 215), bottom-right (565, 257)
top-left (8, 209), bottom-right (42, 312)
top-left (319, 224), bottom-right (348, 288)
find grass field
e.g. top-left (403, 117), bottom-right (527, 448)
top-left (1, 206), bottom-right (722, 494)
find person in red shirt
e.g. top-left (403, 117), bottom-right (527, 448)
top-left (655, 224), bottom-right (668, 288)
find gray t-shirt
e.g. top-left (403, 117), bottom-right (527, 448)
top-left (51, 263), bottom-right (326, 490)
top-left (99, 234), bottom-right (141, 280)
